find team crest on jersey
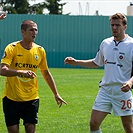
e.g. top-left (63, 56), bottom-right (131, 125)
top-left (2, 52), bottom-right (6, 58)
top-left (34, 54), bottom-right (39, 60)
top-left (119, 52), bottom-right (125, 60)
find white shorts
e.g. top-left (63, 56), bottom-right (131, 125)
top-left (93, 85), bottom-right (133, 116)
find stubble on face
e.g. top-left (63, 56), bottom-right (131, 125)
top-left (110, 19), bottom-right (126, 41)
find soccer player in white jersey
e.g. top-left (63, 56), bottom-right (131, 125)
top-left (64, 13), bottom-right (133, 133)
top-left (0, 20), bottom-right (67, 133)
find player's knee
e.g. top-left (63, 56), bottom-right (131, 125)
top-left (90, 119), bottom-right (100, 129)
top-left (25, 123), bottom-right (36, 133)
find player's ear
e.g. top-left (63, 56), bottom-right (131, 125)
top-left (124, 25), bottom-right (127, 30)
top-left (21, 29), bottom-right (26, 35)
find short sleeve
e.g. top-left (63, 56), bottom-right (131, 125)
top-left (38, 47), bottom-right (48, 70)
top-left (93, 42), bottom-right (104, 67)
top-left (1, 44), bottom-right (14, 66)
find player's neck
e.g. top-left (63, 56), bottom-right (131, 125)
top-left (20, 40), bottom-right (34, 50)
top-left (114, 34), bottom-right (127, 41)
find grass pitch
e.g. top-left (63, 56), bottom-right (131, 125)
top-left (0, 68), bottom-right (124, 133)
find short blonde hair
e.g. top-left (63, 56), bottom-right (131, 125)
top-left (110, 13), bottom-right (127, 25)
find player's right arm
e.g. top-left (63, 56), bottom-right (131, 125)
top-left (64, 57), bottom-right (99, 68)
top-left (0, 63), bottom-right (36, 79)
top-left (0, 43), bottom-right (36, 79)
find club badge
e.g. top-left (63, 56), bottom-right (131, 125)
top-left (119, 52), bottom-right (125, 60)
top-left (34, 54), bottom-right (39, 60)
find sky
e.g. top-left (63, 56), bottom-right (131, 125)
top-left (29, 0), bottom-right (133, 16)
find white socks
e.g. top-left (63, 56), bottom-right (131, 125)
top-left (90, 129), bottom-right (102, 133)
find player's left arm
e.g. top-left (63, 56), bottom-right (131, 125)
top-left (121, 77), bottom-right (133, 92)
top-left (41, 69), bottom-right (67, 107)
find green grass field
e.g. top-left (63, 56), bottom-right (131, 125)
top-left (0, 68), bottom-right (124, 133)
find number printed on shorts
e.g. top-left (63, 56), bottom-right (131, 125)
top-left (121, 99), bottom-right (132, 110)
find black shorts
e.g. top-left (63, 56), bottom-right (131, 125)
top-left (2, 96), bottom-right (39, 127)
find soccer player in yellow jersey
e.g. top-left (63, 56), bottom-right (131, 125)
top-left (0, 20), bottom-right (67, 133)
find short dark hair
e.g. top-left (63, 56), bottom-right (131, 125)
top-left (21, 20), bottom-right (36, 31)
top-left (110, 13), bottom-right (127, 25)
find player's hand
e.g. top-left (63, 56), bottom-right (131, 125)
top-left (64, 57), bottom-right (77, 65)
top-left (0, 13), bottom-right (6, 20)
top-left (121, 80), bottom-right (132, 92)
top-left (20, 70), bottom-right (37, 79)
top-left (54, 94), bottom-right (67, 108)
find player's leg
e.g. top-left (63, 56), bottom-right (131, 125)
top-left (7, 125), bottom-right (19, 133)
top-left (2, 97), bottom-right (20, 133)
top-left (22, 99), bottom-right (39, 133)
top-left (112, 87), bottom-right (133, 133)
top-left (25, 123), bottom-right (36, 133)
top-left (121, 115), bottom-right (133, 133)
top-left (90, 109), bottom-right (108, 132)
top-left (90, 86), bottom-right (112, 132)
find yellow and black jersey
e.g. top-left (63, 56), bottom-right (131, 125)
top-left (1, 41), bottom-right (48, 101)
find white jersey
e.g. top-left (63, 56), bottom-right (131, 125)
top-left (93, 35), bottom-right (133, 86)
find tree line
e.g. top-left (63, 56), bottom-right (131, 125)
top-left (0, 0), bottom-right (67, 14)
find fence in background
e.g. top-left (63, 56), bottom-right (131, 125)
top-left (0, 14), bottom-right (133, 68)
